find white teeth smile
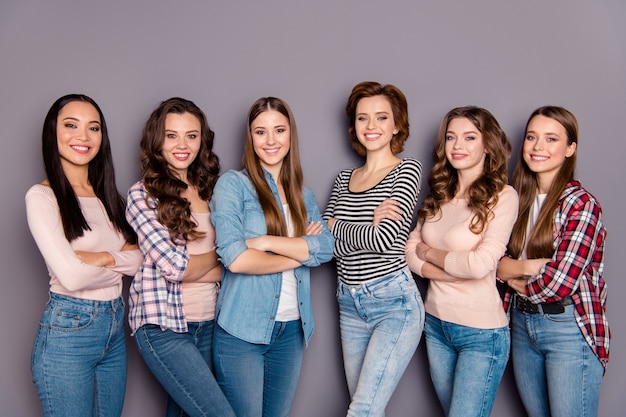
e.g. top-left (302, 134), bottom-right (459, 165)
top-left (264, 149), bottom-right (280, 155)
top-left (71, 145), bottom-right (89, 151)
top-left (531, 155), bottom-right (549, 161)
top-left (173, 153), bottom-right (189, 159)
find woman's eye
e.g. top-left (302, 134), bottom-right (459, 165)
top-left (166, 133), bottom-right (177, 139)
top-left (64, 123), bottom-right (76, 128)
top-left (445, 135), bottom-right (455, 141)
top-left (188, 134), bottom-right (197, 139)
top-left (546, 136), bottom-right (556, 142)
top-left (276, 128), bottom-right (285, 133)
top-left (525, 135), bottom-right (536, 141)
top-left (357, 117), bottom-right (367, 122)
top-left (466, 136), bottom-right (475, 141)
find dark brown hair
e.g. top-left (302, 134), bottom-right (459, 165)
top-left (140, 97), bottom-right (219, 242)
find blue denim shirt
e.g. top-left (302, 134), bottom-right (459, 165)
top-left (210, 169), bottom-right (334, 345)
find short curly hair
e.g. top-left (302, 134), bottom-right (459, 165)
top-left (345, 81), bottom-right (409, 156)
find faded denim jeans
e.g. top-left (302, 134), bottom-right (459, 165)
top-left (337, 267), bottom-right (424, 417)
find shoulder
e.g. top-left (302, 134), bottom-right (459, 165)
top-left (498, 185), bottom-right (519, 204)
top-left (216, 169), bottom-right (249, 189)
top-left (25, 184), bottom-right (57, 207)
top-left (400, 157), bottom-right (422, 171)
top-left (560, 180), bottom-right (602, 212)
top-left (127, 181), bottom-right (148, 201)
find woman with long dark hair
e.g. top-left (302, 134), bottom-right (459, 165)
top-left (126, 97), bottom-right (235, 417)
top-left (27, 94), bottom-right (142, 416)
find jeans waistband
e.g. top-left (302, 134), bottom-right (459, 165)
top-left (49, 292), bottom-right (124, 311)
top-left (514, 293), bottom-right (574, 315)
top-left (338, 266), bottom-right (411, 295)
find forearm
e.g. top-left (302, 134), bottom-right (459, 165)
top-left (420, 262), bottom-right (461, 282)
top-left (182, 251), bottom-right (220, 281)
top-left (192, 264), bottom-right (222, 283)
top-left (228, 249), bottom-right (301, 274)
top-left (248, 235), bottom-right (311, 262)
top-left (497, 257), bottom-right (546, 281)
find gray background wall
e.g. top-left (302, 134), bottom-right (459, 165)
top-left (1, 1), bottom-right (624, 416)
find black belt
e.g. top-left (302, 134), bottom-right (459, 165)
top-left (515, 294), bottom-right (574, 315)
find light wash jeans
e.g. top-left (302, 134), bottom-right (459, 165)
top-left (337, 267), bottom-right (424, 417)
top-left (424, 313), bottom-right (510, 417)
top-left (31, 292), bottom-right (127, 417)
top-left (135, 322), bottom-right (236, 417)
top-left (511, 303), bottom-right (604, 417)
top-left (213, 320), bottom-right (304, 417)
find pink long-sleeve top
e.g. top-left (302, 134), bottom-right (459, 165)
top-left (406, 185), bottom-right (518, 329)
top-left (26, 184), bottom-right (143, 301)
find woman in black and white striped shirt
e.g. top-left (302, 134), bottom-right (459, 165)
top-left (324, 81), bottom-right (424, 417)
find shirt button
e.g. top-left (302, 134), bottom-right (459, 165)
top-left (350, 288), bottom-right (356, 294)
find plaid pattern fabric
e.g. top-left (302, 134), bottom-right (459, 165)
top-left (126, 181), bottom-right (189, 334)
top-left (504, 180), bottom-right (609, 366)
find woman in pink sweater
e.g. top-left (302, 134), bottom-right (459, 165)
top-left (27, 94), bottom-right (142, 416)
top-left (406, 106), bottom-right (518, 417)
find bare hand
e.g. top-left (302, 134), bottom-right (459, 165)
top-left (306, 221), bottom-right (323, 236)
top-left (507, 277), bottom-right (527, 294)
top-left (415, 242), bottom-right (430, 261)
top-left (373, 199), bottom-right (402, 226)
top-left (245, 236), bottom-right (267, 252)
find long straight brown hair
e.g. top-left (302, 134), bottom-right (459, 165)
top-left (507, 106), bottom-right (578, 259)
top-left (243, 97), bottom-right (307, 237)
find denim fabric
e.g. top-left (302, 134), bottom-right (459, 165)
top-left (213, 320), bottom-right (304, 417)
top-left (511, 303), bottom-right (604, 417)
top-left (337, 267), bottom-right (424, 417)
top-left (31, 292), bottom-right (127, 417)
top-left (210, 169), bottom-right (334, 346)
top-left (424, 313), bottom-right (510, 417)
top-left (134, 322), bottom-right (235, 417)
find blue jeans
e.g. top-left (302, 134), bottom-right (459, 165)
top-left (511, 302), bottom-right (604, 417)
top-left (337, 267), bottom-right (424, 417)
top-left (134, 322), bottom-right (235, 417)
top-left (213, 320), bottom-right (304, 417)
top-left (424, 313), bottom-right (510, 417)
top-left (31, 292), bottom-right (127, 417)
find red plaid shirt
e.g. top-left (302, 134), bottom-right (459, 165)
top-left (503, 180), bottom-right (609, 367)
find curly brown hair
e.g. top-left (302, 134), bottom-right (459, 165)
top-left (418, 106), bottom-right (511, 234)
top-left (140, 97), bottom-right (219, 243)
top-left (345, 81), bottom-right (409, 156)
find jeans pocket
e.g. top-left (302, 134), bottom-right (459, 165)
top-left (49, 306), bottom-right (94, 332)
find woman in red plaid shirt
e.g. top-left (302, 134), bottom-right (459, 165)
top-left (497, 106), bottom-right (609, 417)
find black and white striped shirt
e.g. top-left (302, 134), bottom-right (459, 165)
top-left (324, 158), bottom-right (422, 284)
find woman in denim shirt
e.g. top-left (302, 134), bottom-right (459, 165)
top-left (210, 97), bottom-right (334, 417)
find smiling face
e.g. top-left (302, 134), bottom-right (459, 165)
top-left (444, 117), bottom-right (486, 179)
top-left (523, 114), bottom-right (576, 191)
top-left (56, 101), bottom-right (102, 171)
top-left (250, 110), bottom-right (291, 177)
top-left (354, 95), bottom-right (398, 155)
top-left (161, 112), bottom-right (202, 181)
